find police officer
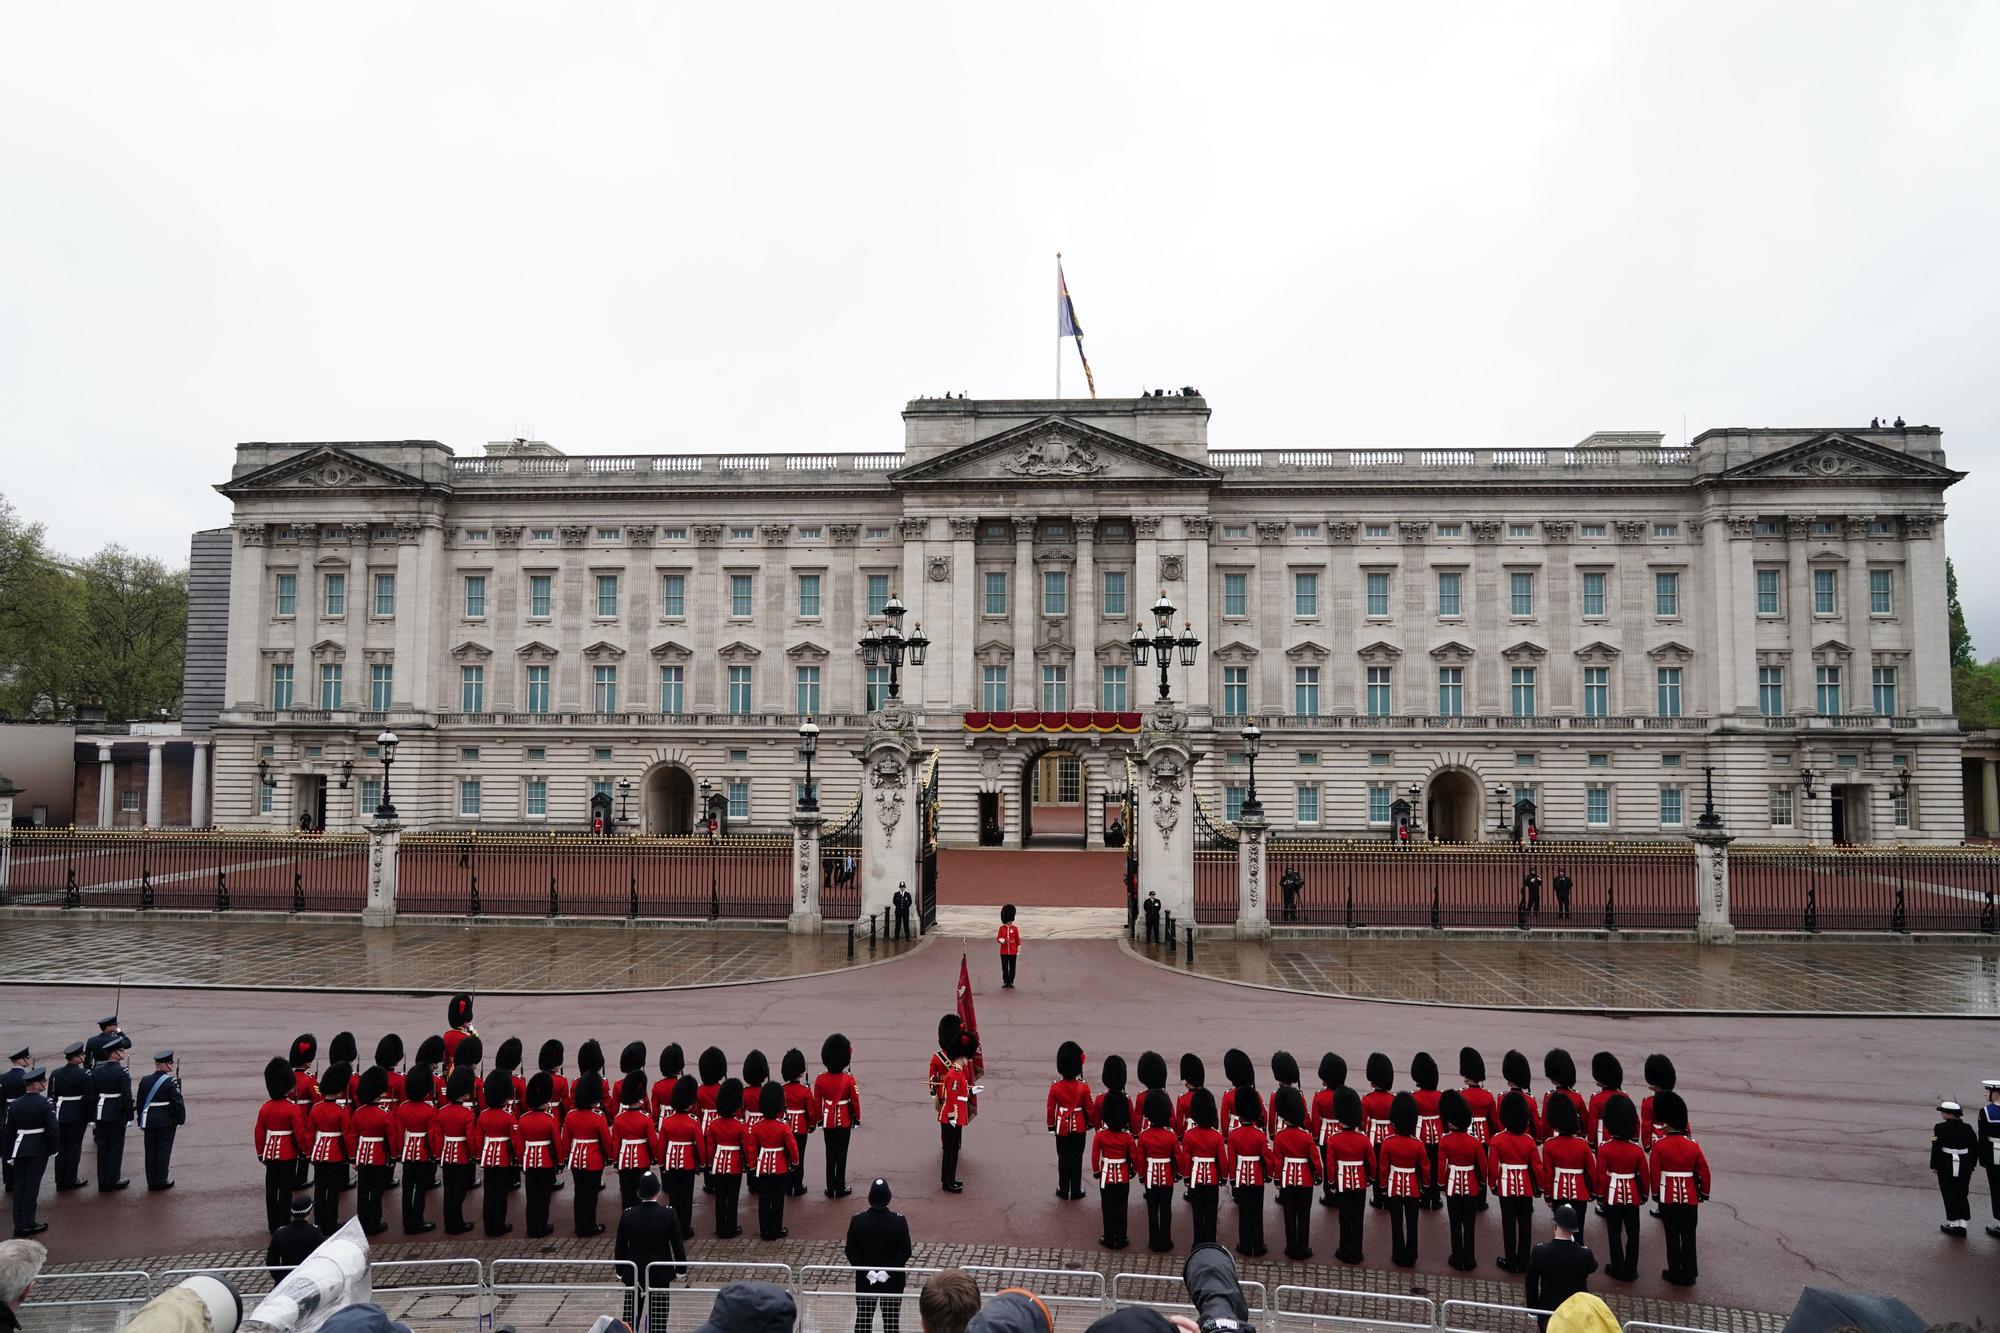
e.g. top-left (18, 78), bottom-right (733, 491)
top-left (1978, 1079), bottom-right (2000, 1239)
top-left (4, 1066), bottom-right (55, 1236)
top-left (1142, 891), bottom-right (1162, 943)
top-left (1551, 867), bottom-right (1574, 921)
top-left (135, 1051), bottom-right (186, 1192)
top-left (1279, 867), bottom-right (1303, 922)
top-left (49, 1043), bottom-right (92, 1191)
top-left (893, 883), bottom-right (914, 941)
top-left (0, 1046), bottom-right (29, 1195)
top-left (89, 1034), bottom-right (134, 1191)
top-left (1932, 1099), bottom-right (1978, 1236)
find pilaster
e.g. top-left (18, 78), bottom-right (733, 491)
top-left (1235, 810), bottom-right (1270, 940)
top-left (1136, 699), bottom-right (1197, 927)
top-left (363, 819), bottom-right (401, 927)
top-left (859, 699), bottom-right (922, 926)
top-left (789, 811), bottom-right (824, 934)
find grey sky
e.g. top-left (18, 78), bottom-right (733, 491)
top-left (4, 3), bottom-right (1997, 646)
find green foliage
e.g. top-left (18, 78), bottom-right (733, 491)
top-left (1953, 660), bottom-right (2000, 732)
top-left (1948, 557), bottom-right (1974, 669)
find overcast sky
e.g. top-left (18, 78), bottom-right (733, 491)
top-left (4, 3), bottom-right (1997, 646)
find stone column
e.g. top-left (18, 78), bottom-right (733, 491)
top-left (859, 703), bottom-right (921, 928)
top-left (190, 741), bottom-right (211, 829)
top-left (1983, 760), bottom-right (1998, 837)
top-left (1184, 518), bottom-right (1213, 715)
top-left (790, 810), bottom-right (824, 934)
top-left (1075, 516), bottom-right (1098, 706)
top-left (144, 740), bottom-right (165, 828)
top-left (362, 819), bottom-right (401, 927)
top-left (1012, 517), bottom-right (1037, 709)
top-left (1135, 700), bottom-right (1196, 927)
top-left (1690, 826), bottom-right (1736, 944)
top-left (96, 743), bottom-right (115, 827)
top-left (948, 517), bottom-right (978, 712)
top-left (1235, 810), bottom-right (1270, 940)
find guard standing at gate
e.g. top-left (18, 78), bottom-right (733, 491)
top-left (1142, 891), bottom-right (1162, 943)
top-left (4, 1065), bottom-right (55, 1237)
top-left (88, 1034), bottom-right (133, 1192)
top-left (893, 884), bottom-right (914, 940)
top-left (1932, 1098), bottom-right (1979, 1237)
top-left (1279, 867), bottom-right (1303, 922)
top-left (134, 1050), bottom-right (184, 1191)
top-left (1980, 1079), bottom-right (2000, 1238)
top-left (49, 1043), bottom-right (91, 1191)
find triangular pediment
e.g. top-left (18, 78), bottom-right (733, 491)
top-left (1717, 433), bottom-right (1963, 485)
top-left (582, 640), bottom-right (626, 659)
top-left (648, 640), bottom-right (692, 661)
top-left (889, 416), bottom-right (1223, 486)
top-left (216, 445), bottom-right (434, 497)
top-left (516, 640), bottom-right (559, 661)
top-left (1574, 640), bottom-right (1621, 661)
top-left (1647, 640), bottom-right (1695, 663)
top-left (717, 640), bottom-right (760, 662)
top-left (1501, 640), bottom-right (1548, 663)
top-left (1284, 639), bottom-right (1330, 663)
top-left (1354, 640), bottom-right (1402, 663)
top-left (786, 640), bottom-right (830, 662)
top-left (1429, 640), bottom-right (1476, 663)
top-left (1813, 638), bottom-right (1854, 660)
top-left (1212, 640), bottom-right (1260, 663)
top-left (448, 640), bottom-right (490, 660)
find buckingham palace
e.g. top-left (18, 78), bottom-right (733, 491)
top-left (194, 392), bottom-right (1967, 847)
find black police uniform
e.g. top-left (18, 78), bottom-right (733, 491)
top-left (135, 1053), bottom-right (186, 1191)
top-left (893, 889), bottom-right (914, 940)
top-left (89, 1038), bottom-right (134, 1191)
top-left (49, 1047), bottom-right (93, 1190)
top-left (1142, 893), bottom-right (1161, 943)
top-left (4, 1073), bottom-right (56, 1235)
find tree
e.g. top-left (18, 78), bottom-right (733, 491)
top-left (0, 495), bottom-right (80, 718)
top-left (1948, 557), bottom-right (1975, 669)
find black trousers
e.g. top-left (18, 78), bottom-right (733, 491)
top-left (664, 1169), bottom-right (696, 1237)
top-left (1279, 1184), bottom-right (1313, 1258)
top-left (855, 1287), bottom-right (905, 1333)
top-left (1387, 1198), bottom-right (1419, 1266)
top-left (357, 1163), bottom-right (392, 1233)
top-left (894, 907), bottom-right (913, 940)
top-left (314, 1160), bottom-right (347, 1231)
top-left (940, 1124), bottom-right (962, 1186)
top-left (483, 1165), bottom-right (517, 1235)
top-left (143, 1126), bottom-right (176, 1188)
top-left (1189, 1184), bottom-right (1220, 1246)
top-left (823, 1127), bottom-right (852, 1194)
top-left (442, 1163), bottom-right (474, 1232)
top-left (264, 1160), bottom-right (293, 1232)
top-left (56, 1121), bottom-right (87, 1187)
top-left (10, 1155), bottom-right (46, 1231)
top-left (1334, 1189), bottom-right (1366, 1262)
top-left (1000, 954), bottom-right (1017, 987)
top-left (1659, 1202), bottom-right (1699, 1281)
top-left (1446, 1195), bottom-right (1478, 1268)
top-left (752, 1173), bottom-right (786, 1239)
top-left (1144, 913), bottom-right (1160, 943)
top-left (403, 1161), bottom-right (436, 1231)
top-left (1422, 1144), bottom-right (1441, 1207)
top-left (294, 1151), bottom-right (311, 1192)
top-left (571, 1168), bottom-right (603, 1234)
top-left (1988, 1165), bottom-right (2000, 1221)
top-left (1553, 885), bottom-right (1572, 918)
top-left (525, 1167), bottom-right (557, 1236)
top-left (789, 1133), bottom-right (810, 1195)
top-left (713, 1174), bottom-right (742, 1236)
top-left (1603, 1203), bottom-right (1639, 1278)
top-left (1144, 1184), bottom-right (1175, 1251)
top-left (1938, 1168), bottom-right (1972, 1223)
top-left (1499, 1197), bottom-right (1534, 1269)
top-left (1232, 1184), bottom-right (1265, 1255)
top-left (619, 1167), bottom-right (648, 1212)
top-left (1055, 1134), bottom-right (1086, 1197)
top-left (1100, 1181), bottom-right (1130, 1245)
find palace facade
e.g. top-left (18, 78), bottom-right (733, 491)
top-left (202, 395), bottom-right (1966, 845)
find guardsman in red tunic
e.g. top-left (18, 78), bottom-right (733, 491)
top-left (936, 1036), bottom-right (975, 1193)
top-left (1136, 1089), bottom-right (1183, 1253)
top-left (1320, 1087), bottom-right (1372, 1265)
top-left (741, 1050), bottom-right (772, 1132)
top-left (813, 1034), bottom-right (860, 1199)
top-left (1309, 1052), bottom-right (1348, 1207)
top-left (1360, 1052), bottom-right (1395, 1209)
top-left (1542, 1049), bottom-right (1587, 1144)
top-left (1047, 1042), bottom-right (1096, 1201)
top-left (996, 903), bottom-right (1022, 988)
top-left (1639, 1053), bottom-right (1685, 1152)
top-left (439, 994), bottom-right (476, 1074)
top-left (1377, 1092), bottom-right (1429, 1268)
top-left (1091, 1091), bottom-right (1140, 1250)
top-left (1179, 1088), bottom-right (1229, 1247)
top-left (1488, 1090), bottom-right (1542, 1273)
top-left (538, 1040), bottom-right (569, 1119)
top-left (349, 1067), bottom-right (396, 1236)
top-left (652, 1044), bottom-right (686, 1130)
top-left (1460, 1048), bottom-right (1497, 1148)
top-left (1437, 1090), bottom-right (1488, 1272)
top-left (434, 1068), bottom-right (478, 1235)
top-left (396, 1068), bottom-right (438, 1235)
top-left (780, 1048), bottom-right (818, 1199)
top-left (256, 1057), bottom-right (308, 1233)
top-left (1646, 1090), bottom-right (1710, 1287)
top-left (706, 1078), bottom-right (750, 1238)
top-left (1586, 1052), bottom-right (1625, 1151)
top-left (518, 1071), bottom-right (561, 1238)
top-left (1267, 1051), bottom-right (1304, 1136)
top-left (371, 1035), bottom-right (407, 1113)
top-left (612, 1071), bottom-right (659, 1211)
top-left (560, 1073), bottom-right (614, 1237)
top-left (1095, 1055), bottom-right (1129, 1128)
top-left (1410, 1052), bottom-right (1444, 1210)
top-left (1502, 1049), bottom-right (1545, 1142)
top-left (695, 1045), bottom-right (726, 1195)
top-left (286, 1033), bottom-right (320, 1191)
top-left (493, 1038), bottom-right (527, 1118)
top-left (746, 1083), bottom-right (800, 1240)
top-left (1218, 1049), bottom-right (1261, 1137)
top-left (1596, 1094), bottom-right (1648, 1281)
top-left (1271, 1086), bottom-right (1321, 1261)
top-left (928, 1016), bottom-right (985, 1114)
top-left (326, 1034), bottom-right (358, 1109)
top-left (1539, 1095), bottom-right (1597, 1230)
top-left (657, 1075), bottom-right (703, 1238)
top-left (1176, 1053), bottom-right (1209, 1138)
top-left (474, 1069), bottom-right (519, 1237)
top-left (1223, 1086), bottom-right (1272, 1258)
top-left (307, 1062), bottom-right (353, 1231)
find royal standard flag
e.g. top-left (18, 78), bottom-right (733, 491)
top-left (1057, 259), bottom-right (1097, 397)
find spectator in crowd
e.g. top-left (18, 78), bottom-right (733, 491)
top-left (1524, 1204), bottom-right (1598, 1326)
top-left (615, 1173), bottom-right (687, 1306)
top-left (965, 1288), bottom-right (1051, 1333)
top-left (321, 1306), bottom-right (415, 1333)
top-left (0, 1238), bottom-right (49, 1332)
top-left (846, 1178), bottom-right (914, 1333)
top-left (266, 1195), bottom-right (324, 1284)
top-left (692, 1280), bottom-right (795, 1333)
top-left (917, 1270), bottom-right (981, 1333)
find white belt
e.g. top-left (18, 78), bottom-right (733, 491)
top-left (54, 1096), bottom-right (80, 1109)
top-left (1280, 1155), bottom-right (1313, 1186)
top-left (1943, 1147), bottom-right (1970, 1176)
top-left (263, 1130), bottom-right (290, 1158)
top-left (1366, 1117), bottom-right (1390, 1142)
top-left (360, 1135), bottom-right (385, 1145)
top-left (96, 1093), bottom-right (121, 1115)
top-left (1606, 1170), bottom-right (1638, 1203)
top-left (402, 1131), bottom-right (428, 1155)
top-left (756, 1146), bottom-right (788, 1173)
top-left (1334, 1159), bottom-right (1366, 1191)
top-left (1497, 1162), bottom-right (1530, 1195)
top-left (443, 1135), bottom-right (467, 1144)
top-left (1446, 1163), bottom-right (1478, 1194)
top-left (1386, 1164), bottom-right (1417, 1195)
top-left (1658, 1169), bottom-right (1695, 1202)
top-left (1145, 1156), bottom-right (1176, 1187)
top-left (7, 1128), bottom-right (43, 1162)
top-left (1553, 1166), bottom-right (1584, 1197)
top-left (1100, 1161), bottom-right (1129, 1184)
top-left (314, 1130), bottom-right (340, 1143)
top-left (1189, 1155), bottom-right (1217, 1184)
top-left (663, 1141), bottom-right (697, 1169)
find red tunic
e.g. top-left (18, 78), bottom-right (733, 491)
top-left (937, 1067), bottom-right (973, 1127)
top-left (1091, 1127), bottom-right (1139, 1185)
top-left (1376, 1134), bottom-right (1429, 1198)
top-left (1360, 1090), bottom-right (1395, 1146)
top-left (560, 1108), bottom-right (613, 1172)
top-left (782, 1081), bottom-right (819, 1136)
top-left (372, 1069), bottom-right (406, 1113)
top-left (1647, 1132), bottom-right (1711, 1205)
top-left (1136, 1125), bottom-right (1182, 1188)
top-left (1437, 1130), bottom-right (1487, 1197)
top-left (1322, 1128), bottom-right (1373, 1193)
top-left (1220, 1085), bottom-right (1264, 1136)
top-left (611, 1108), bottom-right (658, 1172)
top-left (547, 1073), bottom-right (571, 1119)
top-left (1309, 1089), bottom-right (1339, 1150)
top-left (307, 1100), bottom-right (351, 1163)
top-left (1047, 1078), bottom-right (1096, 1136)
top-left (746, 1118), bottom-right (800, 1178)
top-left (1486, 1129), bottom-right (1541, 1197)
top-left (289, 1070), bottom-right (321, 1111)
top-left (657, 1111), bottom-right (703, 1172)
top-left (1179, 1125), bottom-right (1229, 1187)
top-left (706, 1116), bottom-right (749, 1175)
top-left (433, 1101), bottom-right (476, 1165)
top-left (1265, 1086), bottom-right (1301, 1135)
top-left (996, 923), bottom-right (1021, 956)
top-left (255, 1098), bottom-right (307, 1162)
top-left (1586, 1089), bottom-right (1622, 1147)
top-left (440, 1029), bottom-right (471, 1072)
top-left (517, 1109), bottom-right (560, 1170)
top-left (1639, 1095), bottom-right (1692, 1151)
top-left (649, 1079), bottom-right (676, 1129)
top-left (695, 1082), bottom-right (721, 1137)
top-left (1270, 1124), bottom-right (1321, 1188)
top-left (1461, 1086), bottom-right (1498, 1144)
top-left (1539, 1135), bottom-right (1597, 1203)
top-left (1224, 1124), bottom-right (1271, 1188)
top-left (475, 1108), bottom-right (518, 1169)
top-left (1413, 1089), bottom-right (1443, 1146)
top-left (348, 1104), bottom-right (395, 1167)
top-left (814, 1072), bottom-right (859, 1129)
top-left (1506, 1088), bottom-right (1547, 1142)
top-left (1541, 1087), bottom-right (1587, 1135)
top-left (1596, 1139), bottom-right (1648, 1205)
top-left (742, 1086), bottom-right (769, 1129)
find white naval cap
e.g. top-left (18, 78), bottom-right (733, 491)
top-left (1939, 1100), bottom-right (1964, 1113)
top-left (1982, 1079), bottom-right (2000, 1091)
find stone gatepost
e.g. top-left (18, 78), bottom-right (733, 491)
top-left (789, 810), bottom-right (824, 934)
top-left (1136, 700), bottom-right (1196, 928)
top-left (859, 699), bottom-right (920, 931)
top-left (1691, 828), bottom-right (1735, 944)
top-left (1235, 810), bottom-right (1271, 940)
top-left (363, 819), bottom-right (401, 927)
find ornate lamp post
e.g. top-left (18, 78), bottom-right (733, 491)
top-left (859, 594), bottom-right (929, 703)
top-left (617, 777), bottom-right (633, 827)
top-left (1127, 592), bottom-right (1203, 703)
top-left (698, 778), bottom-right (719, 918)
top-left (1492, 782), bottom-right (1511, 835)
top-left (1239, 722), bottom-right (1263, 818)
top-left (373, 729), bottom-right (399, 821)
top-left (1695, 765), bottom-right (1724, 832)
top-left (797, 719), bottom-right (820, 813)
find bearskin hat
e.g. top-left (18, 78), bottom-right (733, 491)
top-left (1189, 1088), bottom-right (1219, 1130)
top-left (1233, 1086), bottom-right (1264, 1128)
top-left (1411, 1051), bottom-right (1439, 1092)
top-left (1651, 1090), bottom-right (1689, 1133)
top-left (1101, 1054), bottom-right (1128, 1092)
top-left (264, 1056), bottom-right (293, 1100)
top-left (483, 1068), bottom-right (511, 1110)
top-left (670, 1075), bottom-right (698, 1112)
top-left (526, 1071), bottom-right (554, 1108)
top-left (329, 1032), bottom-right (357, 1066)
top-left (1603, 1092), bottom-right (1638, 1142)
top-left (1001, 903), bottom-right (1017, 924)
top-left (759, 1081), bottom-right (786, 1121)
top-left (1545, 1093), bottom-right (1579, 1137)
top-left (415, 1035), bottom-right (446, 1069)
top-left (1643, 1053), bottom-right (1677, 1091)
top-left (447, 1067), bottom-right (476, 1103)
top-left (1366, 1051), bottom-right (1394, 1092)
top-left (1273, 1085), bottom-right (1307, 1128)
top-left (1497, 1090), bottom-right (1530, 1136)
top-left (571, 1074), bottom-right (601, 1112)
top-left (1271, 1050), bottom-right (1301, 1087)
top-left (659, 1043), bottom-right (685, 1079)
top-left (937, 1015), bottom-right (962, 1052)
top-left (495, 1037), bottom-right (523, 1073)
top-left (698, 1046), bottom-right (728, 1084)
top-left (539, 1040), bottom-right (564, 1074)
top-left (289, 1034), bottom-right (317, 1069)
top-left (716, 1078), bottom-right (744, 1118)
top-left (1318, 1052), bottom-right (1347, 1090)
top-left (613, 1041), bottom-right (641, 1076)
top-left (954, 1031), bottom-right (979, 1060)
top-left (620, 1071), bottom-right (647, 1107)
top-left (455, 1035), bottom-right (484, 1071)
top-left (1503, 1049), bottom-right (1532, 1089)
top-left (320, 1063), bottom-right (351, 1099)
top-left (1222, 1048), bottom-right (1254, 1090)
top-left (404, 1068), bottom-right (434, 1104)
top-left (1137, 1051), bottom-right (1168, 1091)
top-left (578, 1039), bottom-right (605, 1075)
top-left (1460, 1047), bottom-right (1487, 1084)
top-left (448, 993), bottom-right (474, 1028)
top-left (1180, 1053), bottom-right (1206, 1088)
top-left (742, 1050), bottom-right (770, 1087)
top-left (1389, 1091), bottom-right (1419, 1137)
top-left (1100, 1091), bottom-right (1131, 1133)
top-left (782, 1048), bottom-right (807, 1082)
top-left (1438, 1088), bottom-right (1470, 1132)
top-left (1544, 1048), bottom-right (1576, 1088)
top-left (356, 1066), bottom-right (387, 1107)
top-left (1591, 1051), bottom-right (1623, 1090)
top-left (821, 1034), bottom-right (852, 1074)
top-left (1333, 1085), bottom-right (1364, 1130)
top-left (1144, 1089), bottom-right (1174, 1128)
top-left (1057, 1041), bottom-right (1085, 1081)
top-left (374, 1034), bottom-right (404, 1069)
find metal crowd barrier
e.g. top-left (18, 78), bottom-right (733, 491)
top-left (1440, 1298), bottom-right (1557, 1333)
top-left (645, 1262), bottom-right (795, 1333)
top-left (17, 1270), bottom-right (152, 1333)
top-left (153, 1262), bottom-right (483, 1333)
top-left (962, 1265), bottom-right (1106, 1329)
top-left (1111, 1273), bottom-right (1268, 1323)
top-left (489, 1258), bottom-right (638, 1331)
top-left (797, 1264), bottom-right (943, 1333)
top-left (1624, 1323), bottom-right (1735, 1333)
top-left (1272, 1284), bottom-right (1438, 1333)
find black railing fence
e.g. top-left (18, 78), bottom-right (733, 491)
top-left (3, 828), bottom-right (367, 912)
top-left (1731, 844), bottom-right (2000, 933)
top-left (394, 832), bottom-right (792, 920)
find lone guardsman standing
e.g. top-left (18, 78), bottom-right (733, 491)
top-left (1647, 1090), bottom-right (1710, 1286)
top-left (996, 904), bottom-right (1022, 988)
top-left (88, 1034), bottom-right (133, 1192)
top-left (1978, 1078), bottom-right (2000, 1238)
top-left (134, 1050), bottom-right (185, 1191)
top-left (4, 1064), bottom-right (55, 1237)
top-left (1932, 1099), bottom-right (1979, 1237)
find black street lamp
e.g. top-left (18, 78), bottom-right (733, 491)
top-left (338, 760), bottom-right (353, 790)
top-left (1127, 592), bottom-right (1202, 702)
top-left (797, 719), bottom-right (820, 813)
top-left (859, 594), bottom-right (929, 702)
top-left (1695, 765), bottom-right (1724, 831)
top-left (617, 777), bottom-right (633, 827)
top-left (373, 729), bottom-right (399, 821)
top-left (1239, 722), bottom-right (1263, 818)
top-left (698, 778), bottom-right (719, 918)
top-left (1800, 766), bottom-right (1819, 801)
top-left (1492, 782), bottom-right (1511, 834)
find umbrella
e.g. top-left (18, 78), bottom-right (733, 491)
top-left (1783, 1287), bottom-right (1926, 1333)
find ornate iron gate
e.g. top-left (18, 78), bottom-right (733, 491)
top-left (819, 794), bottom-right (863, 920)
top-left (918, 750), bottom-right (940, 931)
top-left (1122, 754), bottom-right (1140, 927)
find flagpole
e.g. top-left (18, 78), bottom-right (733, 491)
top-left (1055, 252), bottom-right (1062, 399)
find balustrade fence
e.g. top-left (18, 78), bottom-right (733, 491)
top-left (395, 832), bottom-right (793, 919)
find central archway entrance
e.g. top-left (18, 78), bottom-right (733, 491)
top-left (1426, 768), bottom-right (1482, 843)
top-left (1021, 745), bottom-right (1088, 847)
top-left (643, 764), bottom-right (696, 835)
